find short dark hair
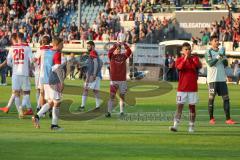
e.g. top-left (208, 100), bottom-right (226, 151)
top-left (52, 36), bottom-right (63, 46)
top-left (210, 35), bottom-right (218, 41)
top-left (11, 33), bottom-right (18, 42)
top-left (17, 32), bottom-right (24, 40)
top-left (87, 40), bottom-right (95, 47)
top-left (181, 42), bottom-right (191, 49)
top-left (41, 35), bottom-right (51, 45)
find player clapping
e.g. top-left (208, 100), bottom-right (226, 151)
top-left (169, 42), bottom-right (201, 133)
top-left (105, 42), bottom-right (132, 117)
top-left (205, 35), bottom-right (236, 125)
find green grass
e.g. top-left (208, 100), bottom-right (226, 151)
top-left (1, 78), bottom-right (240, 160)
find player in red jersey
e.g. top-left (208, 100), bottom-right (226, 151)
top-left (169, 42), bottom-right (201, 133)
top-left (105, 42), bottom-right (132, 117)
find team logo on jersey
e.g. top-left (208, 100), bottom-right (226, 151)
top-left (112, 54), bottom-right (125, 64)
top-left (207, 54), bottom-right (212, 61)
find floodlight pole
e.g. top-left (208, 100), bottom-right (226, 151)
top-left (78, 0), bottom-right (82, 29)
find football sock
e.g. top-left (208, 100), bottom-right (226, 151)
top-left (223, 99), bottom-right (230, 120)
top-left (23, 94), bottom-right (31, 109)
top-left (14, 96), bottom-right (21, 113)
top-left (173, 104), bottom-right (184, 127)
top-left (22, 95), bottom-right (28, 109)
top-left (95, 98), bottom-right (101, 108)
top-left (37, 103), bottom-right (50, 118)
top-left (189, 104), bottom-right (196, 123)
top-left (120, 100), bottom-right (124, 113)
top-left (173, 120), bottom-right (179, 128)
top-left (208, 98), bottom-right (214, 119)
top-left (94, 91), bottom-right (100, 108)
top-left (108, 99), bottom-right (113, 113)
top-left (36, 92), bottom-right (40, 109)
top-left (27, 97), bottom-right (32, 109)
top-left (189, 122), bottom-right (194, 128)
top-left (7, 94), bottom-right (15, 109)
top-left (52, 107), bottom-right (59, 125)
top-left (81, 96), bottom-right (87, 107)
top-left (37, 96), bottom-right (41, 109)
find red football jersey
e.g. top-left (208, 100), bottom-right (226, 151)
top-left (108, 44), bottom-right (132, 81)
top-left (175, 55), bottom-right (201, 92)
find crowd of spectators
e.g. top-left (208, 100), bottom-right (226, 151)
top-left (2, 0), bottom-right (240, 83)
top-left (69, 0), bottom-right (179, 43)
top-left (1, 0), bottom-right (240, 46)
top-left (192, 14), bottom-right (240, 51)
top-left (0, 0), bottom-right (179, 45)
top-left (0, 0), bottom-right (80, 45)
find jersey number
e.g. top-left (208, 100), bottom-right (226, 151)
top-left (13, 49), bottom-right (25, 64)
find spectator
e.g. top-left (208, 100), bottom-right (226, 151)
top-left (128, 9), bottom-right (135, 21)
top-left (201, 33), bottom-right (210, 45)
top-left (165, 54), bottom-right (177, 81)
top-left (0, 51), bottom-right (7, 85)
top-left (0, 31), bottom-right (7, 85)
top-left (92, 21), bottom-right (99, 33)
top-left (68, 53), bottom-right (77, 80)
top-left (78, 52), bottom-right (88, 80)
top-left (202, 0), bottom-right (211, 10)
top-left (1, 0), bottom-right (236, 47)
top-left (117, 27), bottom-right (126, 42)
top-left (223, 27), bottom-right (233, 41)
top-left (219, 16), bottom-right (226, 29)
top-left (233, 59), bottom-right (240, 84)
top-left (139, 28), bottom-right (146, 42)
top-left (233, 27), bottom-right (240, 50)
top-left (102, 29), bottom-right (110, 41)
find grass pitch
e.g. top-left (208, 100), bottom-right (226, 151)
top-left (0, 78), bottom-right (240, 160)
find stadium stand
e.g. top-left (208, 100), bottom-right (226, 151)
top-left (1, 0), bottom-right (240, 83)
top-left (1, 0), bottom-right (240, 55)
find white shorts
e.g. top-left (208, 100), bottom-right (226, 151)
top-left (84, 77), bottom-right (101, 90)
top-left (110, 81), bottom-right (127, 95)
top-left (12, 75), bottom-right (31, 91)
top-left (43, 84), bottom-right (61, 101)
top-left (176, 92), bottom-right (198, 105)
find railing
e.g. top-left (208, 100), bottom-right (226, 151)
top-left (17, 40), bottom-right (118, 53)
top-left (4, 40), bottom-right (240, 56)
top-left (129, 4), bottom-right (234, 13)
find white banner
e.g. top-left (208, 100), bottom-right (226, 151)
top-left (132, 44), bottom-right (165, 65)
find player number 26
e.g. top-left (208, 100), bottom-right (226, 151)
top-left (13, 49), bottom-right (25, 61)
